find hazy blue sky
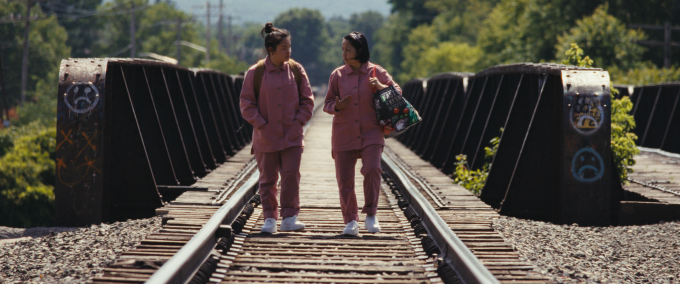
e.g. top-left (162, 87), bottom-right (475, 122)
top-left (172, 0), bottom-right (393, 25)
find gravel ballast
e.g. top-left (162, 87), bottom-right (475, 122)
top-left (0, 217), bottom-right (161, 283)
top-left (493, 216), bottom-right (680, 283)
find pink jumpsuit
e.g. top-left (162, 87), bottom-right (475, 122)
top-left (240, 56), bottom-right (315, 220)
top-left (324, 62), bottom-right (402, 224)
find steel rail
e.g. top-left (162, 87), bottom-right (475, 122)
top-left (146, 98), bottom-right (323, 283)
top-left (638, 146), bottom-right (680, 160)
top-left (146, 169), bottom-right (259, 284)
top-left (387, 151), bottom-right (447, 208)
top-left (214, 160), bottom-right (257, 204)
top-left (382, 152), bottom-right (500, 284)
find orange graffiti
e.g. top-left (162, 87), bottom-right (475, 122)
top-left (78, 156), bottom-right (101, 173)
top-left (56, 158), bottom-right (66, 170)
top-left (58, 130), bottom-right (100, 187)
top-left (76, 131), bottom-right (97, 158)
top-left (56, 129), bottom-right (73, 150)
top-left (58, 156), bottom-right (101, 187)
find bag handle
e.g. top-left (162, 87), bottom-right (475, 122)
top-left (371, 67), bottom-right (377, 93)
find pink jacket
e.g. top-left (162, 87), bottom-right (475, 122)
top-left (240, 56), bottom-right (314, 153)
top-left (324, 62), bottom-right (402, 152)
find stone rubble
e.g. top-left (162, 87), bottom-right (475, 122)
top-left (2, 214), bottom-right (679, 283)
top-left (0, 217), bottom-right (161, 283)
top-left (493, 216), bottom-right (680, 283)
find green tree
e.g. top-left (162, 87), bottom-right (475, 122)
top-left (556, 4), bottom-right (646, 72)
top-left (274, 8), bottom-right (332, 86)
top-left (138, 2), bottom-right (211, 67)
top-left (233, 22), bottom-right (269, 65)
top-left (372, 12), bottom-right (411, 77)
top-left (0, 2), bottom-right (70, 105)
top-left (349, 11), bottom-right (384, 51)
top-left (402, 42), bottom-right (482, 82)
top-left (0, 2), bottom-right (70, 125)
top-left (386, 0), bottom-right (437, 28)
top-left (608, 0), bottom-right (680, 67)
top-left (614, 63), bottom-right (680, 85)
top-left (398, 25), bottom-right (439, 82)
top-left (0, 122), bottom-right (56, 227)
top-left (94, 0), bottom-right (147, 57)
top-left (424, 0), bottom-right (499, 45)
top-left (205, 38), bottom-right (249, 75)
top-left (40, 0), bottom-right (103, 58)
top-left (477, 0), bottom-right (602, 67)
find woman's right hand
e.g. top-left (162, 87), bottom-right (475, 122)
top-left (335, 95), bottom-right (352, 111)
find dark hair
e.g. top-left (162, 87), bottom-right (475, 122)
top-left (261, 22), bottom-right (291, 55)
top-left (343, 31), bottom-right (370, 63)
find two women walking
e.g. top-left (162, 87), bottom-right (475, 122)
top-left (240, 24), bottom-right (400, 236)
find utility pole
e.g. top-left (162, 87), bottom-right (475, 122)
top-left (194, 2), bottom-right (230, 64)
top-left (665, 22), bottom-right (672, 68)
top-left (218, 0), bottom-right (224, 53)
top-left (631, 22), bottom-right (680, 68)
top-left (225, 15), bottom-right (240, 56)
top-left (227, 15), bottom-right (232, 56)
top-left (0, 56), bottom-right (10, 126)
top-left (130, 2), bottom-right (136, 58)
top-left (20, 0), bottom-right (35, 105)
top-left (205, 1), bottom-right (210, 64)
top-left (176, 18), bottom-right (182, 65)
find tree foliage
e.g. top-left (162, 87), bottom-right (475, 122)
top-left (401, 41), bottom-right (482, 82)
top-left (274, 8), bottom-right (332, 86)
top-left (556, 4), bottom-right (646, 72)
top-left (0, 122), bottom-right (56, 227)
top-left (614, 64), bottom-right (680, 85)
top-left (40, 0), bottom-right (103, 58)
top-left (372, 12), bottom-right (411, 75)
top-left (349, 11), bottom-right (384, 51)
top-left (0, 2), bottom-right (70, 108)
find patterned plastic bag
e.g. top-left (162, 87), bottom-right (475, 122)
top-left (373, 83), bottom-right (422, 138)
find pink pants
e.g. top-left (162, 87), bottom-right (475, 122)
top-left (333, 144), bottom-right (383, 224)
top-left (254, 146), bottom-right (303, 220)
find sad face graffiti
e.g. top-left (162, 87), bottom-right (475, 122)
top-left (569, 96), bottom-right (603, 135)
top-left (64, 82), bottom-right (100, 114)
top-left (571, 148), bottom-right (605, 183)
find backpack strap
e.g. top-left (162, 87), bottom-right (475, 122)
top-left (288, 59), bottom-right (303, 91)
top-left (253, 59), bottom-right (266, 102)
top-left (253, 58), bottom-right (303, 103)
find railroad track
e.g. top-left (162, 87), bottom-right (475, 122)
top-left (92, 104), bottom-right (550, 284)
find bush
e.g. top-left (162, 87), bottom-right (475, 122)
top-left (454, 129), bottom-right (501, 195)
top-left (0, 121), bottom-right (56, 227)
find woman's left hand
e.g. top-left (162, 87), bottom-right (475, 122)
top-left (369, 77), bottom-right (387, 91)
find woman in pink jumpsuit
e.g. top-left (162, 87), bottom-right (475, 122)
top-left (324, 32), bottom-right (402, 235)
top-left (240, 23), bottom-right (314, 234)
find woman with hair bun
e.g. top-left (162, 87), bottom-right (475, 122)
top-left (240, 22), bottom-right (314, 234)
top-left (324, 31), bottom-right (402, 236)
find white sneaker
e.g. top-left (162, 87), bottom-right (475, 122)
top-left (261, 218), bottom-right (277, 234)
top-left (365, 215), bottom-right (381, 233)
top-left (280, 216), bottom-right (305, 232)
top-left (343, 220), bottom-right (359, 236)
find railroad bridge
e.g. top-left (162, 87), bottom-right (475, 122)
top-left (53, 58), bottom-right (680, 283)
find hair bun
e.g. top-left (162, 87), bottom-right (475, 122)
top-left (264, 22), bottom-right (273, 34)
